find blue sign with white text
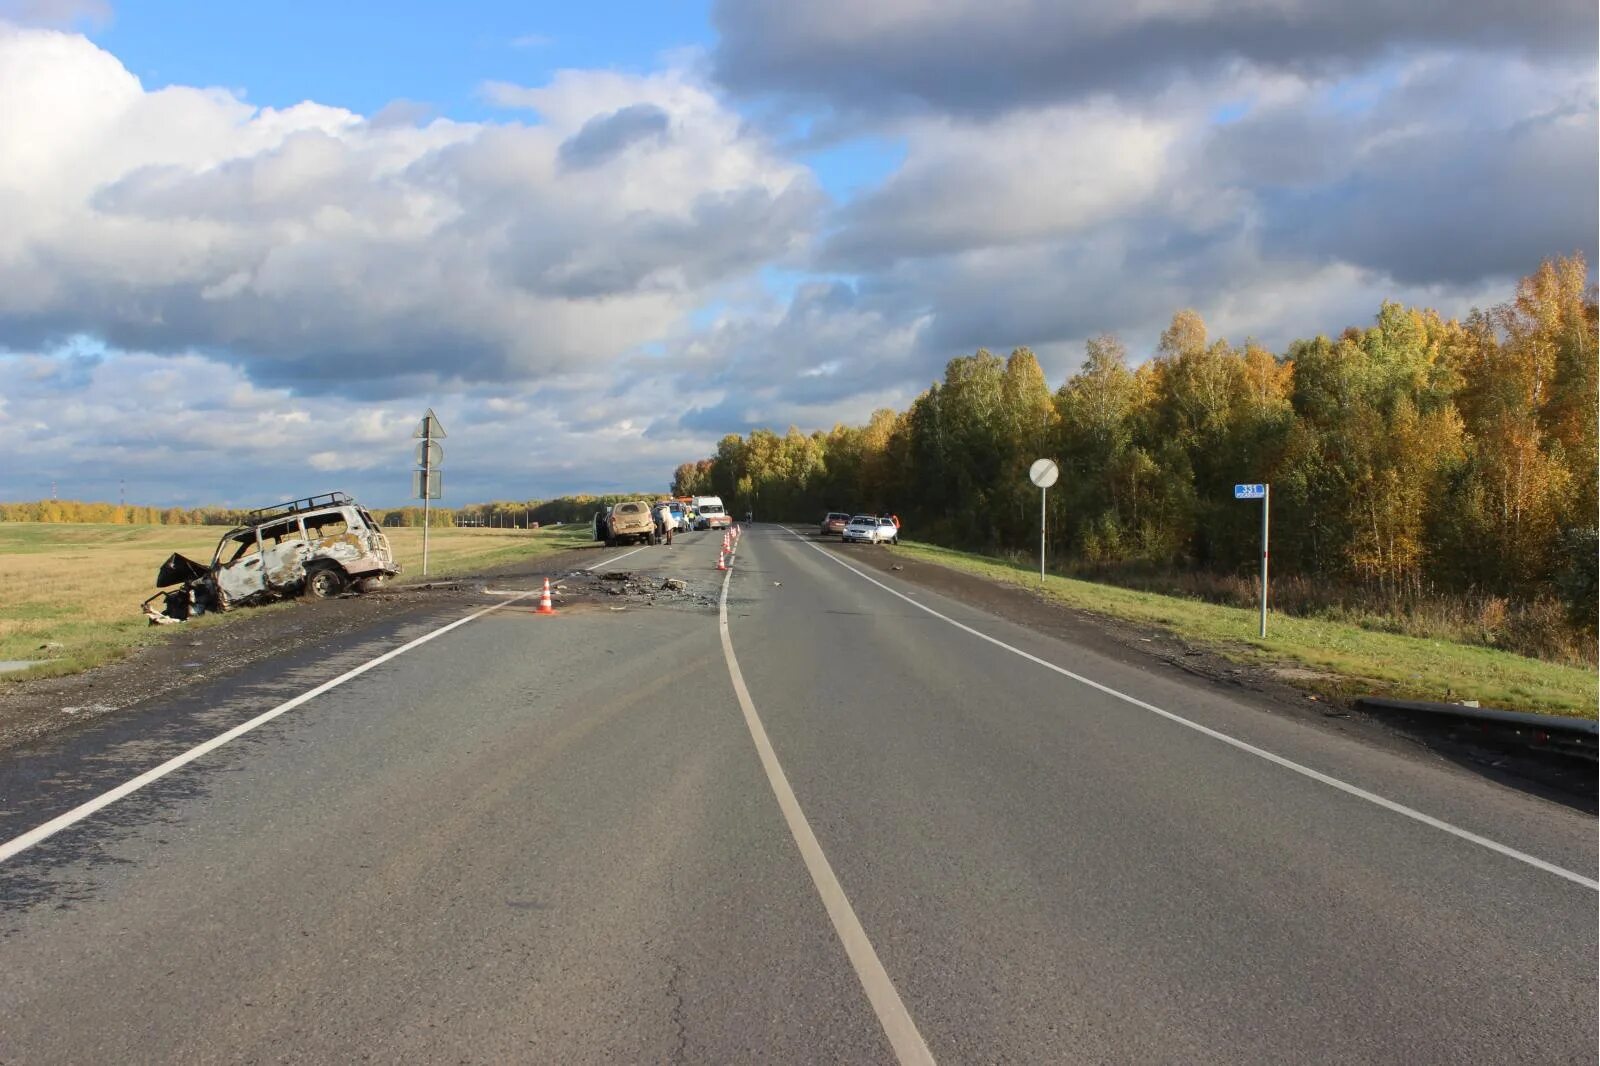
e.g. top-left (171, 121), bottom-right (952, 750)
top-left (1234, 483), bottom-right (1266, 499)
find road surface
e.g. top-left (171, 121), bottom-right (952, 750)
top-left (2, 525), bottom-right (1595, 1063)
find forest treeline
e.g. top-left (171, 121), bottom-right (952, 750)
top-left (383, 495), bottom-right (656, 528)
top-left (673, 256), bottom-right (1598, 636)
top-left (0, 495), bottom-right (653, 530)
top-left (0, 501), bottom-right (236, 526)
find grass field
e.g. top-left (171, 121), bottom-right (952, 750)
top-left (0, 522), bottom-right (594, 680)
top-left (891, 541), bottom-right (1598, 718)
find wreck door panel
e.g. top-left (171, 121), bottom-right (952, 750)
top-left (260, 519), bottom-right (310, 590)
top-left (216, 532), bottom-right (266, 604)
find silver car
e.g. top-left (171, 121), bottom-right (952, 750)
top-left (842, 515), bottom-right (899, 545)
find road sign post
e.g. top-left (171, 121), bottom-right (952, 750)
top-left (413, 409), bottom-right (447, 576)
top-left (1234, 483), bottom-right (1270, 637)
top-left (1029, 459), bottom-right (1060, 586)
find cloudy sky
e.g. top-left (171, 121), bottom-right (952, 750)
top-left (0, 0), bottom-right (1593, 507)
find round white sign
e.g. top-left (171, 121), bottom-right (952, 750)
top-left (1029, 458), bottom-right (1060, 488)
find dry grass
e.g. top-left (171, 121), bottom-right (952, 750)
top-left (0, 521), bottom-right (592, 680)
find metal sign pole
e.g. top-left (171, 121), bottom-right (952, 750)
top-left (1259, 483), bottom-right (1270, 638)
top-left (421, 432), bottom-right (431, 578)
top-left (1040, 485), bottom-right (1047, 586)
top-left (412, 409), bottom-right (447, 578)
top-left (1028, 458), bottom-right (1060, 587)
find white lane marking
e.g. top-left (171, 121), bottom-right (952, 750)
top-left (0, 591), bottom-right (538, 866)
top-left (780, 528), bottom-right (1600, 893)
top-left (717, 557), bottom-right (937, 1065)
top-left (589, 545), bottom-right (647, 570)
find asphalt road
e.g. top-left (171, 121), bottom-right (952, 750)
top-left (1, 525), bottom-right (1595, 1063)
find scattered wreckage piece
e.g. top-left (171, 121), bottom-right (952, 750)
top-left (143, 491), bottom-right (402, 624)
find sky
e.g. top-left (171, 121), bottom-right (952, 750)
top-left (0, 0), bottom-right (1594, 508)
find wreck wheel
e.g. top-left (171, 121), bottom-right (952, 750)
top-left (305, 564), bottom-right (346, 600)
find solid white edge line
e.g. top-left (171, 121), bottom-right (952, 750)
top-left (717, 551), bottom-right (937, 1065)
top-left (780, 527), bottom-right (1600, 893)
top-left (0, 590), bottom-right (539, 866)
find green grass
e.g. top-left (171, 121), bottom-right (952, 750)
top-left (891, 540), bottom-right (1599, 719)
top-left (0, 521), bottom-right (596, 682)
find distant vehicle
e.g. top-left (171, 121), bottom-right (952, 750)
top-left (606, 500), bottom-right (658, 547)
top-left (144, 491), bottom-right (400, 622)
top-left (693, 495), bottom-right (732, 530)
top-left (667, 502), bottom-right (690, 532)
top-left (820, 512), bottom-right (850, 537)
top-left (842, 514), bottom-right (899, 545)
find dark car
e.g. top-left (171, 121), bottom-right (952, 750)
top-left (820, 512), bottom-right (850, 537)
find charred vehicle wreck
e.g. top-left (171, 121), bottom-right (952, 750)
top-left (144, 492), bottom-right (401, 623)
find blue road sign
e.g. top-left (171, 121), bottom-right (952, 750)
top-left (1234, 483), bottom-right (1266, 499)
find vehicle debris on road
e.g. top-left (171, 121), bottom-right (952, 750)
top-left (558, 570), bottom-right (717, 609)
top-left (143, 492), bottom-right (401, 624)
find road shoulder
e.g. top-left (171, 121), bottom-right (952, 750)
top-left (0, 543), bottom-right (607, 754)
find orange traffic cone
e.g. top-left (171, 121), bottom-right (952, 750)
top-left (717, 550), bottom-right (728, 571)
top-left (535, 577), bottom-right (556, 615)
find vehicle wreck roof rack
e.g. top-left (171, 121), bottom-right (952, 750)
top-left (246, 491), bottom-right (355, 525)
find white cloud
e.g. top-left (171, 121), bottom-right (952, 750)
top-left (0, 17), bottom-right (1591, 504)
top-left (0, 349), bottom-right (715, 504)
top-left (824, 101), bottom-right (1180, 267)
top-left (0, 26), bottom-right (819, 393)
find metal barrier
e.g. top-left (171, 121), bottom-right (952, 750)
top-left (1355, 697), bottom-right (1596, 762)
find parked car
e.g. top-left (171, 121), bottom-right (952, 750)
top-left (144, 491), bottom-right (400, 622)
top-left (606, 500), bottom-right (659, 547)
top-left (820, 512), bottom-right (850, 537)
top-left (842, 514), bottom-right (899, 545)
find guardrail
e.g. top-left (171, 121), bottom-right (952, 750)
top-left (1355, 697), bottom-right (1596, 762)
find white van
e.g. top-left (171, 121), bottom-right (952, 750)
top-left (693, 495), bottom-right (732, 530)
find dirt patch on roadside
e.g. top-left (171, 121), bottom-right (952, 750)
top-left (0, 541), bottom-right (730, 754)
top-left (837, 539), bottom-right (1594, 806)
top-left (0, 543), bottom-right (701, 755)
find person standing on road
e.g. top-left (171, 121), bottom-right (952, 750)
top-left (655, 503), bottom-right (674, 546)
